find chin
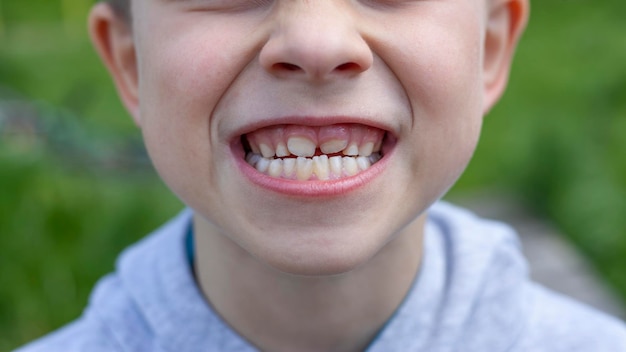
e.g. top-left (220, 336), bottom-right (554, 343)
top-left (243, 221), bottom-right (395, 277)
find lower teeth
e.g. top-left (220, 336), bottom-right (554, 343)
top-left (245, 153), bottom-right (381, 180)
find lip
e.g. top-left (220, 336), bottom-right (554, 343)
top-left (226, 115), bottom-right (399, 142)
top-left (229, 116), bottom-right (397, 197)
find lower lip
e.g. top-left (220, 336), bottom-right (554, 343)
top-left (231, 141), bottom-right (393, 198)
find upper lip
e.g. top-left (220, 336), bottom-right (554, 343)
top-left (228, 115), bottom-right (398, 142)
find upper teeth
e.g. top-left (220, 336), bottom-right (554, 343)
top-left (244, 123), bottom-right (385, 181)
top-left (320, 139), bottom-right (348, 154)
top-left (287, 136), bottom-right (316, 157)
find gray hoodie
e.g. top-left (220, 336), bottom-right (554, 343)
top-left (16, 202), bottom-right (626, 352)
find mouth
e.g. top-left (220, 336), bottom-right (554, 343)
top-left (241, 123), bottom-right (389, 181)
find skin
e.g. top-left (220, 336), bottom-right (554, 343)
top-left (89, 0), bottom-right (528, 351)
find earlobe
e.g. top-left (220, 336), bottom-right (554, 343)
top-left (88, 3), bottom-right (141, 126)
top-left (482, 0), bottom-right (529, 115)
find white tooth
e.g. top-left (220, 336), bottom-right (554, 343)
top-left (283, 158), bottom-right (296, 178)
top-left (329, 156), bottom-right (343, 178)
top-left (356, 156), bottom-right (371, 171)
top-left (246, 153), bottom-right (261, 166)
top-left (296, 157), bottom-right (313, 180)
top-left (276, 142), bottom-right (290, 157)
top-left (249, 142), bottom-right (260, 154)
top-left (320, 139), bottom-right (348, 154)
top-left (343, 157), bottom-right (358, 176)
top-left (358, 142), bottom-right (374, 157)
top-left (268, 159), bottom-right (283, 177)
top-left (342, 142), bottom-right (359, 156)
top-left (259, 143), bottom-right (275, 158)
top-left (288, 136), bottom-right (316, 157)
top-left (256, 157), bottom-right (270, 173)
top-left (313, 155), bottom-right (330, 180)
top-left (373, 140), bottom-right (382, 153)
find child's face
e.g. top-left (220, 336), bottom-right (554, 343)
top-left (93, 0), bottom-right (525, 275)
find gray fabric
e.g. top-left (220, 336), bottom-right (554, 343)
top-left (16, 202), bottom-right (626, 352)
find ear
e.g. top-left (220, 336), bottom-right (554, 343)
top-left (482, 0), bottom-right (529, 115)
top-left (88, 3), bottom-right (142, 126)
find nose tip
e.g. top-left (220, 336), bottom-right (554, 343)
top-left (259, 14), bottom-right (373, 81)
top-left (263, 51), bottom-right (372, 80)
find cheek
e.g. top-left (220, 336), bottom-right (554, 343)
top-left (136, 14), bottom-right (266, 122)
top-left (411, 50), bottom-right (483, 196)
top-left (386, 16), bottom-right (484, 197)
top-left (398, 18), bottom-right (484, 119)
top-left (141, 39), bottom-right (229, 118)
top-left (134, 37), bottom-right (233, 205)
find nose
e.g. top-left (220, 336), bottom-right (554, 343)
top-left (259, 3), bottom-right (373, 82)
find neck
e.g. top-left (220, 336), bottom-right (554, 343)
top-left (193, 215), bottom-right (425, 352)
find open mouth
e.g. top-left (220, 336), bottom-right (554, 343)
top-left (241, 123), bottom-right (387, 181)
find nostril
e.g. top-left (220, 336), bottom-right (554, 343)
top-left (336, 62), bottom-right (360, 71)
top-left (273, 62), bottom-right (301, 71)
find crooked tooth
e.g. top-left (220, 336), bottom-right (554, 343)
top-left (343, 157), bottom-right (358, 176)
top-left (268, 159), bottom-right (283, 177)
top-left (358, 142), bottom-right (374, 157)
top-left (288, 136), bottom-right (316, 157)
top-left (320, 139), bottom-right (348, 154)
top-left (259, 143), bottom-right (275, 158)
top-left (342, 142), bottom-right (359, 156)
top-left (356, 156), bottom-right (371, 171)
top-left (276, 142), bottom-right (290, 157)
top-left (283, 158), bottom-right (296, 178)
top-left (256, 157), bottom-right (270, 173)
top-left (296, 157), bottom-right (313, 180)
top-left (313, 155), bottom-right (330, 180)
top-left (329, 156), bottom-right (343, 178)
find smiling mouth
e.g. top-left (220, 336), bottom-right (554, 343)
top-left (242, 123), bottom-right (387, 181)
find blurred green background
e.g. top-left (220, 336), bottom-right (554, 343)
top-left (1, 1), bottom-right (625, 349)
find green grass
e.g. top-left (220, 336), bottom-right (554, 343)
top-left (1, 1), bottom-right (626, 349)
top-left (0, 144), bottom-right (182, 350)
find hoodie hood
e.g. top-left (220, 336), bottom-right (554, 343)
top-left (369, 202), bottom-right (531, 351)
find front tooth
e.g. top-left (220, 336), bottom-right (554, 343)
top-left (343, 157), bottom-right (358, 176)
top-left (342, 142), bottom-right (359, 156)
top-left (296, 157), bottom-right (313, 180)
top-left (313, 155), bottom-right (330, 180)
top-left (358, 142), bottom-right (374, 157)
top-left (268, 159), bottom-right (283, 177)
top-left (288, 136), bottom-right (316, 157)
top-left (329, 156), bottom-right (343, 178)
top-left (259, 143), bottom-right (275, 158)
top-left (356, 156), bottom-right (371, 171)
top-left (276, 142), bottom-right (290, 157)
top-left (320, 139), bottom-right (348, 154)
top-left (256, 157), bottom-right (270, 173)
top-left (283, 158), bottom-right (296, 178)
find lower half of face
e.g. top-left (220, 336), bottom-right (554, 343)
top-left (142, 92), bottom-right (483, 276)
top-left (136, 0), bottom-right (485, 276)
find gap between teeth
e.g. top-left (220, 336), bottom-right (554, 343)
top-left (253, 134), bottom-right (382, 159)
top-left (246, 153), bottom-right (382, 180)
